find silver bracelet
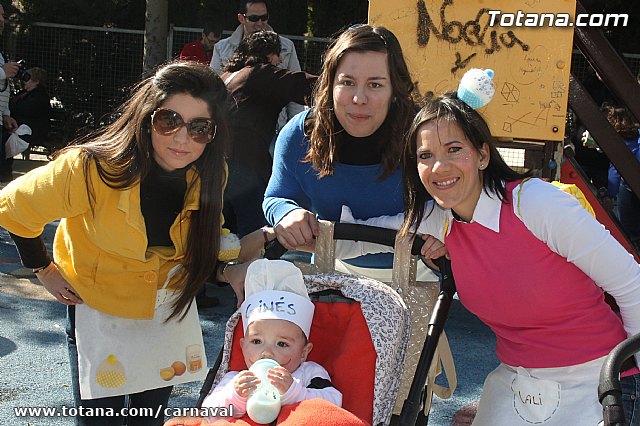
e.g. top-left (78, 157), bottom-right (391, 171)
top-left (221, 260), bottom-right (240, 283)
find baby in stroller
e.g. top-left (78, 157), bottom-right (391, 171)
top-left (202, 259), bottom-right (342, 419)
top-left (166, 255), bottom-right (411, 426)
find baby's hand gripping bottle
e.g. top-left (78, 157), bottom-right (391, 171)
top-left (246, 359), bottom-right (282, 424)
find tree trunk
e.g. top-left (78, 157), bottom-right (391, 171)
top-left (143, 0), bottom-right (168, 73)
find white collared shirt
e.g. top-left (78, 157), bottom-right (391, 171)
top-left (435, 180), bottom-right (640, 359)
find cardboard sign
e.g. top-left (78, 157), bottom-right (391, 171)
top-left (369, 0), bottom-right (577, 141)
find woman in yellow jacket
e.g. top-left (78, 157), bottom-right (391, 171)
top-left (0, 62), bottom-right (254, 425)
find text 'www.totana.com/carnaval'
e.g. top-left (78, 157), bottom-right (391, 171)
top-left (13, 404), bottom-right (235, 419)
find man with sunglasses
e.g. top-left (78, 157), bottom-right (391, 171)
top-left (210, 1), bottom-right (300, 77)
top-left (211, 1), bottom-right (304, 178)
top-left (179, 24), bottom-right (222, 65)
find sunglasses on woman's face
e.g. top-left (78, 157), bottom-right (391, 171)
top-left (151, 108), bottom-right (216, 144)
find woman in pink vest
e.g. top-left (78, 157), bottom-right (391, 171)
top-left (400, 72), bottom-right (640, 425)
top-left (345, 68), bottom-right (640, 425)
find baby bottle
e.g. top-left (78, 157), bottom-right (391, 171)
top-left (246, 359), bottom-right (282, 424)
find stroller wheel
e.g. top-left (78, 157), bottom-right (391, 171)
top-left (417, 410), bottom-right (429, 425)
top-left (388, 412), bottom-right (429, 426)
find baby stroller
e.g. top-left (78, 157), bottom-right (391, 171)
top-left (599, 332), bottom-right (640, 426)
top-left (194, 222), bottom-right (456, 426)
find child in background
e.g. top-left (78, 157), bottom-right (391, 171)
top-left (202, 259), bottom-right (342, 420)
top-left (602, 105), bottom-right (640, 246)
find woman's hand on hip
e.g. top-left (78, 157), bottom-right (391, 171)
top-left (274, 209), bottom-right (319, 251)
top-left (36, 262), bottom-right (84, 305)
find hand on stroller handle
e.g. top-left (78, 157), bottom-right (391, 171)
top-left (264, 222), bottom-right (447, 267)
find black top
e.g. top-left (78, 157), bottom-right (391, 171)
top-left (140, 162), bottom-right (188, 247)
top-left (10, 86), bottom-right (51, 147)
top-left (336, 121), bottom-right (387, 166)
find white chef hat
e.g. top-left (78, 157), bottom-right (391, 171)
top-left (240, 259), bottom-right (315, 338)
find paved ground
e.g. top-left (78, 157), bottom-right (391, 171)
top-left (0, 158), bottom-right (499, 425)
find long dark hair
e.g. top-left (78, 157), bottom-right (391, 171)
top-left (400, 93), bottom-right (529, 236)
top-left (305, 25), bottom-right (416, 179)
top-left (224, 30), bottom-right (281, 73)
top-left (56, 61), bottom-right (230, 319)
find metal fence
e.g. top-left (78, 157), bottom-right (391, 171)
top-left (12, 22), bottom-right (331, 149)
top-left (14, 22), bottom-right (145, 148)
top-left (571, 49), bottom-right (640, 82)
top-left (7, 22), bottom-right (639, 152)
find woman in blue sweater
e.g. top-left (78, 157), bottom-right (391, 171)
top-left (263, 25), bottom-right (421, 271)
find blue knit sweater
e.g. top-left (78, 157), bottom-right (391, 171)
top-left (263, 110), bottom-right (405, 224)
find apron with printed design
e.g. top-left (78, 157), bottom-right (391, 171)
top-left (75, 274), bottom-right (207, 399)
top-left (472, 358), bottom-right (605, 425)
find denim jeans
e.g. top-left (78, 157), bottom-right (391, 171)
top-left (0, 126), bottom-right (14, 180)
top-left (620, 373), bottom-right (640, 426)
top-left (66, 306), bottom-right (173, 426)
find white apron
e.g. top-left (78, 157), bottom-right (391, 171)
top-left (472, 356), bottom-right (605, 426)
top-left (75, 270), bottom-right (207, 399)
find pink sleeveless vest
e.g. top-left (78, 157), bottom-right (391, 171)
top-left (445, 181), bottom-right (627, 368)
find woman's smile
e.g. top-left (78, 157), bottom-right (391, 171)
top-left (416, 118), bottom-right (489, 221)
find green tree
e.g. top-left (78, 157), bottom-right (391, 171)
top-left (307, 0), bottom-right (368, 37)
top-left (165, 0), bottom-right (229, 31)
top-left (15, 0), bottom-right (146, 28)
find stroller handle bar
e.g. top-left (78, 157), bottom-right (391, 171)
top-left (264, 223), bottom-right (427, 260)
top-left (599, 332), bottom-right (640, 426)
top-left (399, 256), bottom-right (454, 426)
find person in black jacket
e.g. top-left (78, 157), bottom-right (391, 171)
top-left (0, 66), bottom-right (51, 181)
top-left (221, 30), bottom-right (317, 237)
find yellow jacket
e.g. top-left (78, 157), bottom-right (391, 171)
top-left (0, 149), bottom-right (221, 319)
